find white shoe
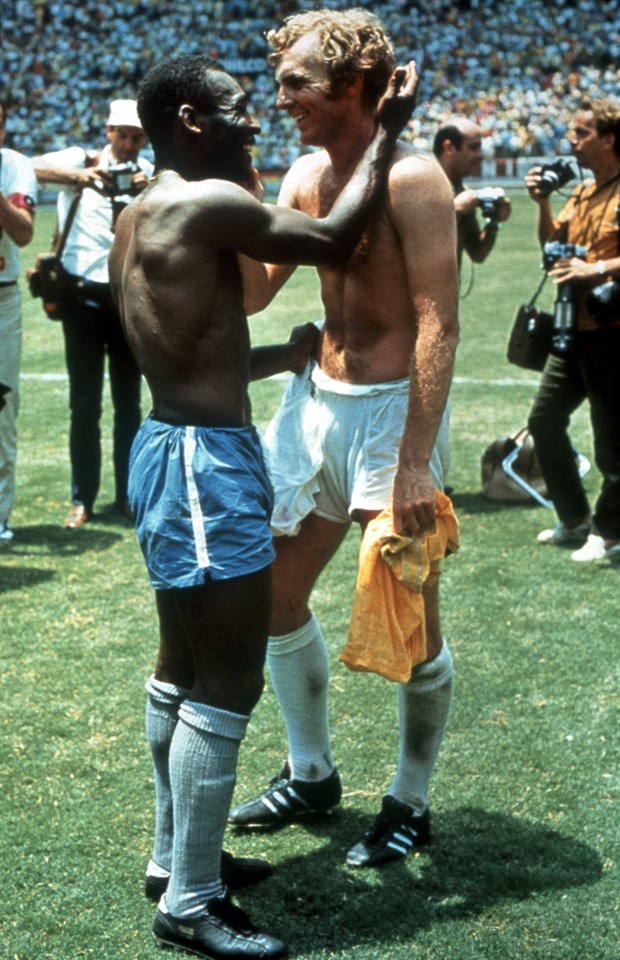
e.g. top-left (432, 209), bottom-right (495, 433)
top-left (571, 534), bottom-right (607, 562)
top-left (0, 522), bottom-right (14, 542)
top-left (537, 519), bottom-right (590, 545)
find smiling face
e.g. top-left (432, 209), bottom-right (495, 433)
top-left (275, 32), bottom-right (351, 148)
top-left (198, 71), bottom-right (261, 182)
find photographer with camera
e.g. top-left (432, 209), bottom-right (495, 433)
top-left (433, 117), bottom-right (511, 271)
top-left (525, 98), bottom-right (620, 563)
top-left (0, 99), bottom-right (37, 542)
top-left (32, 100), bottom-right (152, 528)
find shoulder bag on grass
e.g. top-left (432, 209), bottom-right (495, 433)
top-left (481, 427), bottom-right (550, 506)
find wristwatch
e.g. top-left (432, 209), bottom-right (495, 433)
top-left (595, 260), bottom-right (607, 276)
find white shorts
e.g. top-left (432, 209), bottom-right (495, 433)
top-left (264, 361), bottom-right (450, 536)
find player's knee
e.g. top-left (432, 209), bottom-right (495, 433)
top-left (232, 669), bottom-right (266, 715)
top-left (271, 595), bottom-right (312, 634)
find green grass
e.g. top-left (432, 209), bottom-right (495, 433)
top-left (1, 194), bottom-right (618, 959)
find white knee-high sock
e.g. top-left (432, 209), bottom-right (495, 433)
top-left (165, 700), bottom-right (249, 918)
top-left (267, 613), bottom-right (334, 782)
top-left (145, 675), bottom-right (192, 874)
top-left (388, 641), bottom-right (454, 815)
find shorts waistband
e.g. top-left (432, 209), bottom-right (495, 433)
top-left (149, 412), bottom-right (254, 431)
top-left (310, 363), bottom-right (409, 397)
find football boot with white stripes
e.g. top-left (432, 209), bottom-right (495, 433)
top-left (346, 794), bottom-right (431, 868)
top-left (229, 765), bottom-right (342, 828)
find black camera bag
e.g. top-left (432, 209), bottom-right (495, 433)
top-left (507, 272), bottom-right (553, 372)
top-left (507, 303), bottom-right (554, 371)
top-left (27, 191), bottom-right (81, 321)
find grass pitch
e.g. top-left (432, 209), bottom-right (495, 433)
top-left (1, 194), bottom-right (618, 959)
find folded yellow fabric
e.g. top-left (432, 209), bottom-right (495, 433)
top-left (340, 491), bottom-right (459, 683)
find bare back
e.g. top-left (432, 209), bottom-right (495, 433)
top-left (110, 172), bottom-right (254, 426)
top-left (271, 143), bottom-right (458, 384)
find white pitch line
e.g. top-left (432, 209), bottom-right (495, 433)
top-left (20, 372), bottom-right (541, 387)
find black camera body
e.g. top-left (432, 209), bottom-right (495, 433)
top-left (537, 158), bottom-right (575, 197)
top-left (476, 186), bottom-right (506, 219)
top-left (542, 241), bottom-right (588, 356)
top-left (542, 240), bottom-right (587, 272)
top-left (107, 161), bottom-right (140, 197)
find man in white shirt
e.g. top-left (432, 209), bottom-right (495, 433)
top-left (0, 99), bottom-right (37, 541)
top-left (33, 100), bottom-right (153, 528)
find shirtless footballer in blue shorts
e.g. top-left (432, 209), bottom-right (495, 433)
top-left (108, 53), bottom-right (418, 960)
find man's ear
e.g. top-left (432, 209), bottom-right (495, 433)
top-left (344, 72), bottom-right (365, 100)
top-left (178, 104), bottom-right (200, 132)
top-left (601, 130), bottom-right (616, 155)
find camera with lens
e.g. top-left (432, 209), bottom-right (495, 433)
top-left (542, 241), bottom-right (588, 355)
top-left (107, 161), bottom-right (140, 197)
top-left (542, 241), bottom-right (587, 273)
top-left (476, 186), bottom-right (506, 218)
top-left (537, 158), bottom-right (575, 197)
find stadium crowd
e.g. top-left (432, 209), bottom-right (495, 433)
top-left (3, 0), bottom-right (620, 169)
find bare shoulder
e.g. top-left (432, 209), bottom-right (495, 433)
top-left (388, 143), bottom-right (452, 199)
top-left (135, 175), bottom-right (263, 248)
top-left (279, 150), bottom-right (329, 204)
top-left (145, 175), bottom-right (247, 211)
top-left (284, 150), bottom-right (328, 181)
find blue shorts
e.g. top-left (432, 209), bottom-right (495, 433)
top-left (129, 416), bottom-right (275, 589)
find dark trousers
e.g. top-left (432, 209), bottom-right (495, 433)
top-left (62, 277), bottom-right (141, 511)
top-left (528, 327), bottom-right (620, 540)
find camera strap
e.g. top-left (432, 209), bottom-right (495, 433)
top-left (527, 271), bottom-right (549, 309)
top-left (53, 191), bottom-right (82, 261)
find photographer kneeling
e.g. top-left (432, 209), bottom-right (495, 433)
top-left (525, 98), bottom-right (620, 562)
top-left (433, 117), bottom-right (512, 271)
top-left (33, 100), bottom-right (152, 528)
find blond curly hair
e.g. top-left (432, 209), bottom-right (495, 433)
top-left (266, 8), bottom-right (396, 109)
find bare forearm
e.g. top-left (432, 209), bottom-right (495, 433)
top-left (468, 224), bottom-right (498, 263)
top-left (322, 129), bottom-right (394, 259)
top-left (400, 318), bottom-right (458, 470)
top-left (33, 163), bottom-right (80, 187)
top-left (0, 195), bottom-right (34, 246)
top-left (250, 344), bottom-right (294, 381)
top-left (390, 317), bottom-right (457, 537)
top-left (250, 322), bottom-right (319, 380)
top-left (537, 199), bottom-right (555, 247)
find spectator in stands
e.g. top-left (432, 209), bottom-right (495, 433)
top-left (5, 0), bottom-right (620, 171)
